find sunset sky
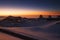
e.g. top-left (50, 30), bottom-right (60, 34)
top-left (0, 0), bottom-right (60, 18)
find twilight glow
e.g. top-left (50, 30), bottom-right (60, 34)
top-left (0, 0), bottom-right (60, 18)
top-left (0, 7), bottom-right (60, 16)
top-left (0, 7), bottom-right (42, 16)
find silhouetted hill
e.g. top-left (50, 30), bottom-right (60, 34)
top-left (0, 16), bottom-right (40, 27)
top-left (0, 16), bottom-right (23, 27)
top-left (0, 15), bottom-right (60, 27)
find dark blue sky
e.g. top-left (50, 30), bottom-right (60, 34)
top-left (0, 0), bottom-right (60, 11)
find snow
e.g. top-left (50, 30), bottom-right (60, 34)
top-left (0, 21), bottom-right (60, 40)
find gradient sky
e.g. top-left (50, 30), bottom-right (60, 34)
top-left (0, 0), bottom-right (60, 18)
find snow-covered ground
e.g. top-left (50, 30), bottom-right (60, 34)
top-left (0, 21), bottom-right (60, 40)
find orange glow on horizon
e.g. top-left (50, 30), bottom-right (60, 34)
top-left (0, 7), bottom-right (60, 17)
top-left (0, 8), bottom-right (42, 16)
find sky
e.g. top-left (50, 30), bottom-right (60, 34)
top-left (0, 0), bottom-right (60, 18)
